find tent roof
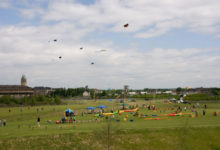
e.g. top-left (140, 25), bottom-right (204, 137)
top-left (97, 105), bottom-right (107, 108)
top-left (66, 108), bottom-right (73, 112)
top-left (86, 107), bottom-right (96, 110)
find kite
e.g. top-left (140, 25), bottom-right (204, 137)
top-left (100, 49), bottom-right (107, 52)
top-left (54, 39), bottom-right (57, 42)
top-left (124, 24), bottom-right (129, 28)
top-left (80, 47), bottom-right (83, 50)
top-left (96, 49), bottom-right (107, 53)
top-left (91, 62), bottom-right (94, 65)
top-left (59, 56), bottom-right (62, 59)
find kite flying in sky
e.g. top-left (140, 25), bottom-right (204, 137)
top-left (59, 56), bottom-right (62, 59)
top-left (124, 24), bottom-right (129, 28)
top-left (80, 47), bottom-right (83, 50)
top-left (96, 49), bottom-right (107, 53)
top-left (100, 49), bottom-right (107, 52)
top-left (91, 62), bottom-right (94, 65)
top-left (54, 39), bottom-right (57, 42)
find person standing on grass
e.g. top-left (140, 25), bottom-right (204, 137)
top-left (203, 110), bottom-right (206, 116)
top-left (37, 116), bottom-right (40, 127)
top-left (0, 120), bottom-right (1, 127)
top-left (193, 105), bottom-right (196, 109)
top-left (3, 119), bottom-right (6, 126)
top-left (195, 111), bottom-right (198, 117)
top-left (73, 116), bottom-right (76, 123)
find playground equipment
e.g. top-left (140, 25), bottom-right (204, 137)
top-left (144, 118), bottom-right (169, 120)
top-left (119, 108), bottom-right (139, 114)
top-left (144, 113), bottom-right (192, 117)
top-left (64, 108), bottom-right (74, 117)
top-left (102, 111), bottom-right (118, 116)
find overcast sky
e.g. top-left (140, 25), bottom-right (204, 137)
top-left (0, 0), bottom-right (220, 89)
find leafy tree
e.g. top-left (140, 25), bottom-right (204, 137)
top-left (176, 87), bottom-right (182, 93)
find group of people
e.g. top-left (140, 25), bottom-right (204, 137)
top-left (0, 119), bottom-right (6, 127)
top-left (60, 116), bottom-right (76, 124)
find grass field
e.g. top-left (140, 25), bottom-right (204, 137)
top-left (0, 99), bottom-right (220, 150)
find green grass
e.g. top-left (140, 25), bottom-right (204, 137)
top-left (0, 99), bottom-right (220, 149)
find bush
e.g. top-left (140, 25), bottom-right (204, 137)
top-left (183, 94), bottom-right (220, 101)
top-left (54, 96), bottom-right (62, 104)
top-left (0, 95), bottom-right (62, 106)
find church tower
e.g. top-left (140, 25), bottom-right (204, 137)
top-left (21, 75), bottom-right (27, 86)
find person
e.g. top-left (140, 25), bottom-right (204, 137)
top-left (73, 116), bottom-right (76, 123)
top-left (195, 111), bottom-right (198, 117)
top-left (152, 105), bottom-right (155, 110)
top-left (203, 110), bottom-right (206, 116)
top-left (0, 120), bottom-right (1, 127)
top-left (37, 116), bottom-right (40, 127)
top-left (3, 119), bottom-right (6, 127)
top-left (134, 111), bottom-right (139, 117)
top-left (111, 115), bottom-right (115, 120)
top-left (204, 104), bottom-right (207, 109)
top-left (69, 117), bottom-right (73, 123)
top-left (36, 108), bottom-right (39, 113)
top-left (8, 108), bottom-right (11, 112)
top-left (184, 107), bottom-right (187, 111)
top-left (61, 117), bottom-right (65, 123)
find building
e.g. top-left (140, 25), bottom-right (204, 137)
top-left (21, 75), bottom-right (27, 86)
top-left (0, 75), bottom-right (34, 98)
top-left (124, 85), bottom-right (129, 93)
top-left (140, 91), bottom-right (148, 94)
top-left (34, 87), bottom-right (54, 96)
top-left (128, 91), bottom-right (136, 95)
top-left (195, 88), bottom-right (212, 94)
top-left (163, 90), bottom-right (173, 94)
top-left (83, 91), bottom-right (90, 97)
top-left (186, 89), bottom-right (197, 94)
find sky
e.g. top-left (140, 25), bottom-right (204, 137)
top-left (0, 0), bottom-right (220, 89)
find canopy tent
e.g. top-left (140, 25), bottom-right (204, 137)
top-left (86, 107), bottom-right (96, 110)
top-left (97, 105), bottom-right (107, 109)
top-left (65, 108), bottom-right (74, 117)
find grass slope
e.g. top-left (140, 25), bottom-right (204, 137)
top-left (0, 99), bottom-right (220, 149)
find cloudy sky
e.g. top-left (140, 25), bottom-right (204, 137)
top-left (0, 0), bottom-right (220, 89)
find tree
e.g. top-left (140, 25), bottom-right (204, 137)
top-left (176, 87), bottom-right (182, 93)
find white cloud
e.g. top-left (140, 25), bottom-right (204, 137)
top-left (0, 23), bottom-right (220, 88)
top-left (19, 8), bottom-right (44, 19)
top-left (23, 0), bottom-right (220, 38)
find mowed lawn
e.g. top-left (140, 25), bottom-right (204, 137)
top-left (0, 99), bottom-right (220, 150)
